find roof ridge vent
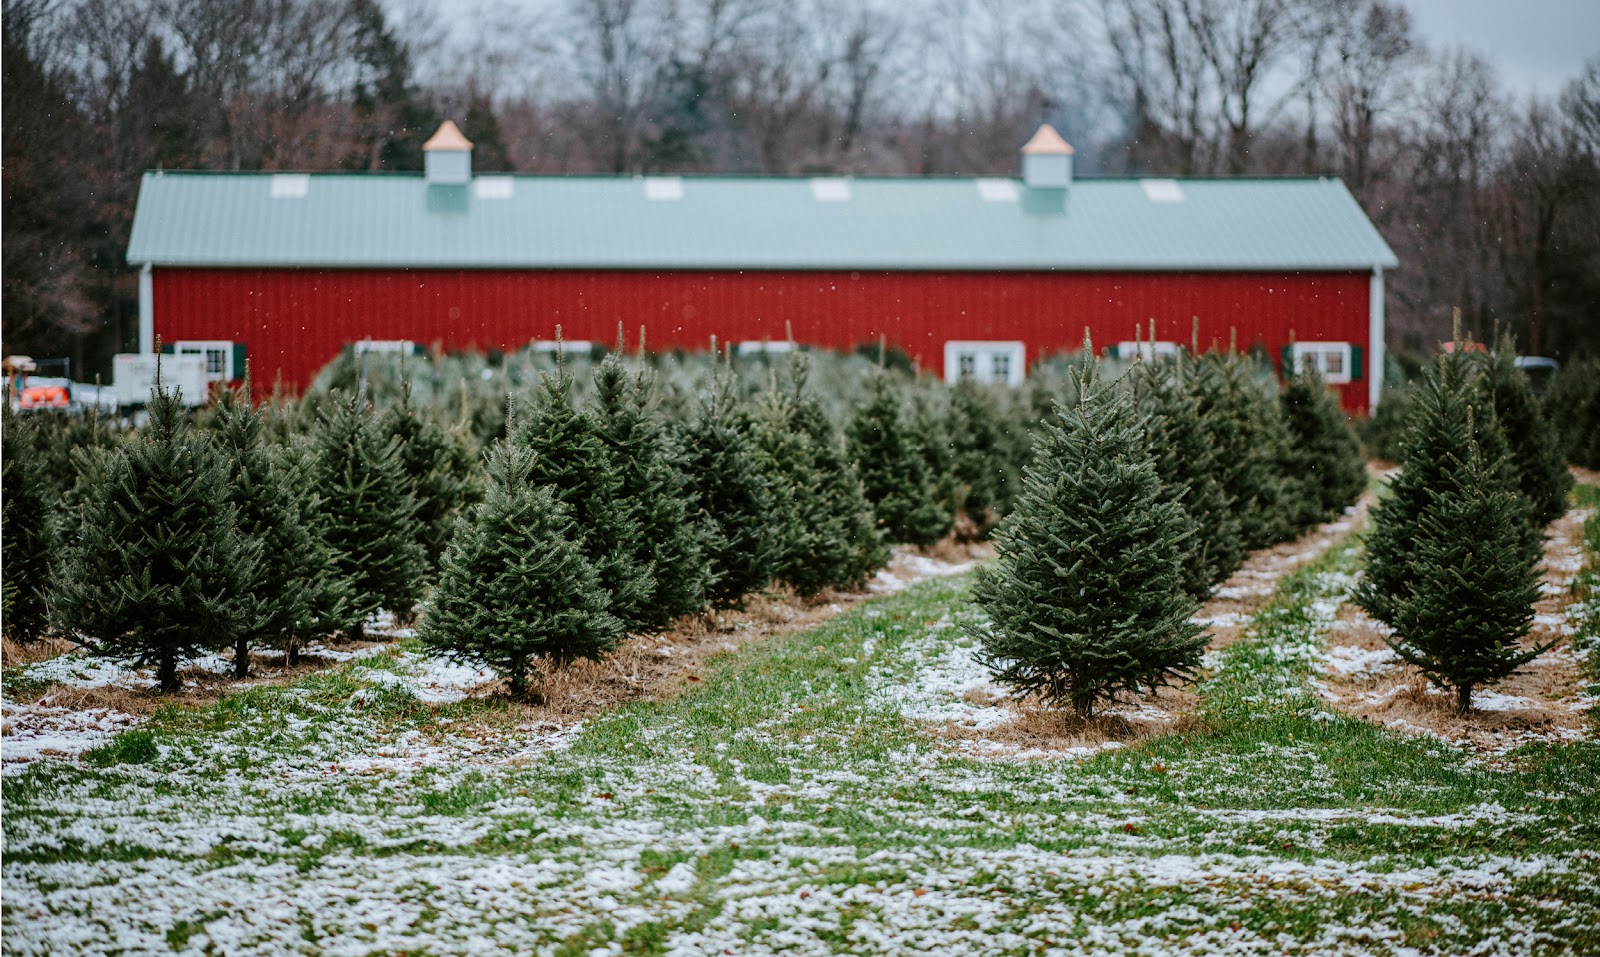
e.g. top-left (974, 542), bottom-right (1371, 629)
top-left (1021, 124), bottom-right (1073, 191)
top-left (423, 121), bottom-right (472, 185)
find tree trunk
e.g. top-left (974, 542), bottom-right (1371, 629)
top-left (1456, 683), bottom-right (1474, 716)
top-left (350, 619), bottom-right (365, 643)
top-left (286, 635), bottom-right (300, 667)
top-left (234, 635), bottom-right (250, 679)
top-left (158, 652), bottom-right (180, 694)
top-left (509, 653), bottom-right (527, 700)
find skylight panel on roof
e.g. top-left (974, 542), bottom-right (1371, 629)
top-left (1141, 179), bottom-right (1185, 203)
top-left (810, 178), bottom-right (851, 202)
top-left (975, 178), bottom-right (1020, 202)
top-left (643, 177), bottom-right (684, 201)
top-left (269, 174), bottom-right (309, 198)
top-left (474, 176), bottom-right (514, 199)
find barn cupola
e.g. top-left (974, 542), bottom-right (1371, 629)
top-left (423, 121), bottom-right (473, 185)
top-left (1020, 124), bottom-right (1074, 190)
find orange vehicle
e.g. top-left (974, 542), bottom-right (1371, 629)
top-left (17, 383), bottom-right (70, 410)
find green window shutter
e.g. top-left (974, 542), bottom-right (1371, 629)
top-left (1351, 345), bottom-right (1364, 381)
top-left (159, 342), bottom-right (175, 355)
top-left (1280, 345), bottom-right (1293, 375)
top-left (232, 342), bottom-right (248, 380)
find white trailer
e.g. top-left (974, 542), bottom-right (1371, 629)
top-left (113, 353), bottom-right (209, 407)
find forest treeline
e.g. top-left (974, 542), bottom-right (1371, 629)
top-left (3, 0), bottom-right (1598, 378)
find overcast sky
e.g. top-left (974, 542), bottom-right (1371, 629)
top-left (1403, 0), bottom-right (1597, 99)
top-left (420, 0), bottom-right (1597, 102)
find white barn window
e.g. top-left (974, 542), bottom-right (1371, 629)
top-left (945, 341), bottom-right (1025, 386)
top-left (172, 340), bottom-right (237, 383)
top-left (1291, 341), bottom-right (1354, 384)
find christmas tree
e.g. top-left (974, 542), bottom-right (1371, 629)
top-left (380, 378), bottom-right (478, 574)
top-left (973, 358), bottom-right (1205, 718)
top-left (272, 436), bottom-right (357, 661)
top-left (1193, 350), bottom-right (1296, 550)
top-left (1279, 365), bottom-right (1367, 529)
top-left (589, 354), bottom-right (708, 628)
top-left (1543, 359), bottom-right (1600, 468)
top-left (2, 406), bottom-right (59, 643)
top-left (1359, 378), bottom-right (1545, 711)
top-left (1482, 333), bottom-right (1571, 528)
top-left (211, 381), bottom-right (331, 676)
top-left (513, 366), bottom-right (653, 631)
top-left (847, 370), bottom-right (953, 547)
top-left (51, 380), bottom-right (262, 692)
top-left (1130, 355), bottom-right (1243, 596)
top-left (1356, 347), bottom-right (1546, 712)
top-left (311, 390), bottom-right (427, 638)
top-left (945, 381), bottom-right (1018, 532)
top-left (677, 360), bottom-right (775, 607)
top-left (749, 359), bottom-right (885, 595)
top-left (420, 439), bottom-right (623, 699)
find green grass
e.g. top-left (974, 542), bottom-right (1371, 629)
top-left (3, 527), bottom-right (1599, 955)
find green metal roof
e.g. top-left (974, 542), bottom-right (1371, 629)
top-left (126, 171), bottom-right (1398, 271)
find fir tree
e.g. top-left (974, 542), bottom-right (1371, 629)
top-left (420, 439), bottom-right (623, 699)
top-left (589, 354), bottom-right (708, 628)
top-left (945, 381), bottom-right (1018, 531)
top-left (1194, 351), bottom-right (1296, 550)
top-left (2, 407), bottom-right (58, 643)
top-left (1279, 366), bottom-right (1367, 529)
top-left (273, 436), bottom-right (357, 661)
top-left (1543, 359), bottom-right (1600, 468)
top-left (211, 383), bottom-right (326, 676)
top-left (1130, 356), bottom-right (1244, 596)
top-left (847, 371), bottom-right (953, 547)
top-left (1482, 334), bottom-right (1571, 527)
top-left (973, 361), bottom-right (1204, 718)
top-left (678, 363), bottom-right (775, 607)
top-left (1356, 349), bottom-right (1547, 712)
top-left (311, 390), bottom-right (427, 637)
top-left (750, 361), bottom-right (885, 595)
top-left (51, 383), bottom-right (262, 693)
top-left (380, 379), bottom-right (477, 573)
top-left (513, 367), bottom-right (653, 631)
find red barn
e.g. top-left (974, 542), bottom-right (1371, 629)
top-left (126, 123), bottom-right (1397, 411)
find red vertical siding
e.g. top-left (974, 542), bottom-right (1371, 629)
top-left (153, 268), bottom-right (1373, 411)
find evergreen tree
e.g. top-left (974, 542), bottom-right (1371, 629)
top-left (211, 384), bottom-right (327, 676)
top-left (1131, 357), bottom-right (1244, 596)
top-left (51, 384), bottom-right (262, 693)
top-left (678, 364), bottom-right (775, 607)
top-left (1279, 366), bottom-right (1367, 529)
top-left (847, 371), bottom-right (953, 547)
top-left (1543, 358), bottom-right (1600, 468)
top-left (1482, 335), bottom-right (1572, 527)
top-left (749, 361), bottom-right (885, 595)
top-left (311, 390), bottom-right (427, 637)
top-left (513, 367), bottom-right (653, 630)
top-left (1193, 351), bottom-right (1296, 550)
top-left (2, 407), bottom-right (58, 643)
top-left (1357, 349), bottom-right (1546, 713)
top-left (907, 389), bottom-right (961, 531)
top-left (973, 362), bottom-right (1204, 718)
top-left (589, 354), bottom-right (708, 628)
top-left (272, 436), bottom-right (357, 661)
top-left (381, 380), bottom-right (476, 574)
top-left (945, 381), bottom-right (1018, 532)
top-left (1357, 348), bottom-right (1529, 626)
top-left (420, 440), bottom-right (623, 699)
